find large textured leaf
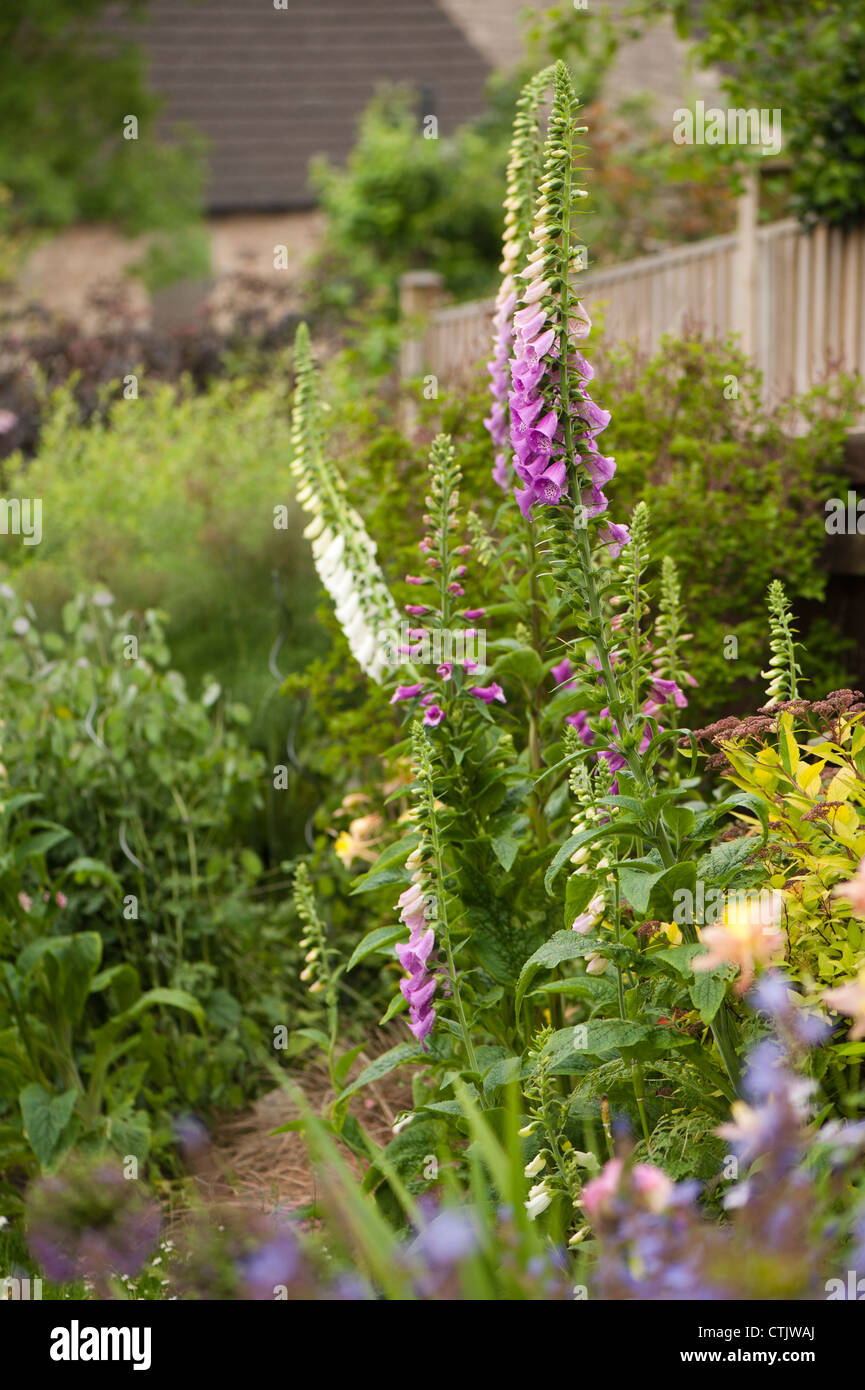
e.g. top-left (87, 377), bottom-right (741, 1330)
top-left (516, 930), bottom-right (591, 1011)
top-left (361, 1120), bottom-right (442, 1194)
top-left (647, 861), bottom-right (697, 921)
top-left (19, 1085), bottom-right (78, 1168)
top-left (467, 897), bottom-right (546, 986)
top-left (618, 863), bottom-right (666, 915)
top-left (542, 1020), bottom-right (690, 1071)
top-left (690, 969), bottom-right (729, 1025)
top-left (696, 836), bottom-right (759, 888)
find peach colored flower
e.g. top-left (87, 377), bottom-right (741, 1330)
top-left (831, 857), bottom-right (865, 917)
top-left (693, 892), bottom-right (785, 995)
top-left (582, 1157), bottom-right (674, 1220)
top-left (333, 813), bottom-right (383, 868)
top-left (823, 968), bottom-right (865, 1041)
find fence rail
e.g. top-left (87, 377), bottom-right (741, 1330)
top-left (416, 217), bottom-right (865, 419)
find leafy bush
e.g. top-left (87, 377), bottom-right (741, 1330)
top-left (0, 375), bottom-right (326, 729)
top-left (653, 0), bottom-right (865, 229)
top-left (0, 583), bottom-right (313, 1200)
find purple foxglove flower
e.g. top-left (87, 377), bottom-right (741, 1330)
top-left (514, 304), bottom-right (546, 332)
top-left (648, 676), bottom-right (688, 709)
top-left (600, 523), bottom-right (631, 558)
top-left (469, 682), bottom-right (506, 704)
top-left (571, 399), bottom-right (611, 436)
top-left (565, 709), bottom-right (595, 746)
top-left (390, 684), bottom-right (425, 703)
top-left (551, 657), bottom-right (576, 687)
top-left (536, 459), bottom-right (567, 503)
top-left (423, 704), bottom-right (446, 727)
top-left (397, 886), bottom-right (437, 1046)
top-left (583, 449), bottom-right (616, 486)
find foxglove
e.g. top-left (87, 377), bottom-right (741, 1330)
top-left (485, 68), bottom-right (553, 491)
top-left (290, 324), bottom-right (400, 683)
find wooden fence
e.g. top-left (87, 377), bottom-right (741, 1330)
top-left (410, 215), bottom-right (865, 418)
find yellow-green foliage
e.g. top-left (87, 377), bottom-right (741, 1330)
top-left (721, 710), bottom-right (865, 992)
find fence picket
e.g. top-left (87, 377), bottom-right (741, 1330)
top-left (418, 220), bottom-right (865, 426)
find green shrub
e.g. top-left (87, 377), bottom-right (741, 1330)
top-left (0, 583), bottom-right (313, 1193)
top-left (0, 374), bottom-right (327, 732)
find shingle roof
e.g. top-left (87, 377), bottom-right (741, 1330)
top-left (112, 0), bottom-right (492, 212)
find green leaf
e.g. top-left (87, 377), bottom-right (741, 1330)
top-left (107, 987), bottom-right (206, 1035)
top-left (19, 1085), bottom-right (78, 1169)
top-left (482, 1054), bottom-right (528, 1094)
top-left (106, 1113), bottom-right (151, 1163)
top-left (564, 873), bottom-right (599, 928)
top-left (690, 969), bottom-right (728, 1025)
top-left (489, 819), bottom-right (526, 872)
top-left (515, 930), bottom-right (590, 1012)
top-left (333, 1043), bottom-right (367, 1090)
top-left (206, 988), bottom-right (243, 1030)
top-left (18, 933), bottom-right (102, 1027)
top-left (361, 1120), bottom-right (441, 1194)
top-left (62, 857), bottom-right (123, 890)
top-left (13, 826), bottom-right (72, 864)
top-left (90, 963), bottom-right (141, 1010)
top-left (654, 943), bottom-right (702, 976)
top-left (545, 820), bottom-right (644, 890)
top-left (619, 863), bottom-right (666, 915)
top-left (491, 647), bottom-right (544, 687)
top-left (543, 1019), bottom-right (688, 1071)
top-left (647, 861), bottom-right (697, 921)
top-left (466, 898), bottom-right (546, 986)
top-left (347, 923), bottom-right (402, 972)
top-left (379, 992), bottom-right (407, 1025)
top-left (349, 866), bottom-right (408, 896)
top-left (338, 1043), bottom-right (423, 1103)
top-left (663, 806), bottom-right (696, 839)
top-left (697, 836), bottom-right (758, 887)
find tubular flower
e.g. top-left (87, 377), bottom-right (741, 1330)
top-left (502, 62), bottom-right (629, 557)
top-left (485, 68), bottom-right (554, 491)
top-left (393, 725), bottom-right (448, 1048)
top-left (290, 323), bottom-right (400, 683)
top-left (395, 855), bottom-right (438, 1046)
